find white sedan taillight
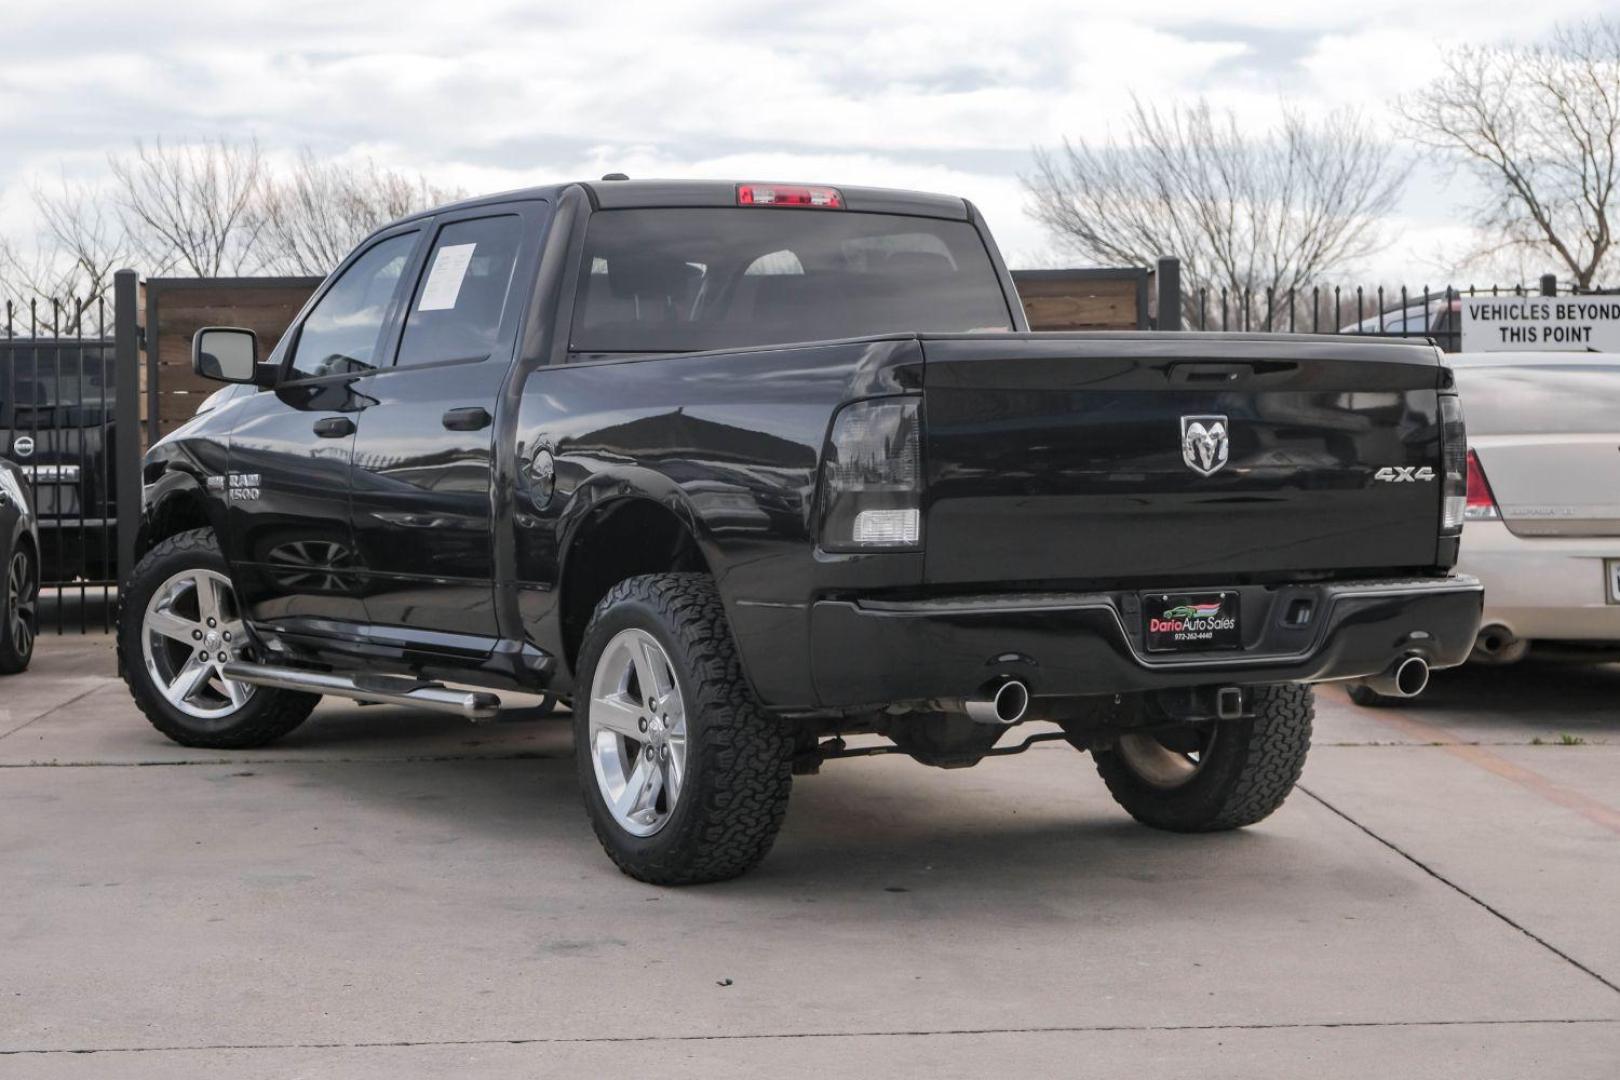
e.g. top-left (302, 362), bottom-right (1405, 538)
top-left (1465, 450), bottom-right (1501, 522)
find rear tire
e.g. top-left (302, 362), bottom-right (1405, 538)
top-left (0, 542), bottom-right (36, 674)
top-left (574, 573), bottom-right (792, 885)
top-left (1093, 683), bottom-right (1314, 832)
top-left (1346, 683), bottom-right (1395, 707)
top-left (118, 529), bottom-right (319, 749)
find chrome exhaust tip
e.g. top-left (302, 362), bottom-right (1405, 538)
top-left (961, 679), bottom-right (1030, 725)
top-left (1393, 656), bottom-right (1430, 698)
top-left (993, 679), bottom-right (1030, 724)
top-left (1352, 655), bottom-right (1430, 699)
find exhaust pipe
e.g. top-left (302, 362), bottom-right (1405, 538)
top-left (1472, 624), bottom-right (1529, 665)
top-left (960, 679), bottom-right (1030, 725)
top-left (1354, 655), bottom-right (1430, 699)
top-left (221, 662), bottom-right (502, 720)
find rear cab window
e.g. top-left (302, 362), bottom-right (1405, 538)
top-left (395, 215), bottom-right (522, 368)
top-left (571, 208), bottom-right (1014, 355)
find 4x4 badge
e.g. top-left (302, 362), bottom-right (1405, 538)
top-left (1374, 466), bottom-right (1435, 483)
top-left (1180, 415), bottom-right (1228, 476)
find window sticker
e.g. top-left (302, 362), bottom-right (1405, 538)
top-left (417, 243), bottom-right (478, 311)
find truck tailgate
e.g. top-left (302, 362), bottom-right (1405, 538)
top-left (920, 334), bottom-right (1445, 586)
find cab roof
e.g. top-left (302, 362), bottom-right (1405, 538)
top-left (396, 179), bottom-right (971, 224)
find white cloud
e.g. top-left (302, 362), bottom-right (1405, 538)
top-left (2, 0), bottom-right (1615, 277)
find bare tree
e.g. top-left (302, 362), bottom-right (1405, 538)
top-left (1, 175), bottom-right (130, 328)
top-left (252, 151), bottom-right (462, 275)
top-left (109, 136), bottom-right (267, 276)
top-left (0, 234), bottom-right (86, 319)
top-left (29, 172), bottom-right (133, 302)
top-left (1401, 19), bottom-right (1620, 290)
top-left (1024, 97), bottom-right (1408, 325)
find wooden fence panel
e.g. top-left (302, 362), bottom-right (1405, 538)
top-left (142, 277), bottom-right (321, 445)
top-left (1011, 269), bottom-right (1151, 331)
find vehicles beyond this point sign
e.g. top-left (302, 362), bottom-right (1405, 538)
top-left (1459, 296), bottom-right (1620, 352)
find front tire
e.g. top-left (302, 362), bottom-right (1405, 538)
top-left (118, 529), bottom-right (319, 748)
top-left (574, 573), bottom-right (792, 885)
top-left (1093, 683), bottom-right (1314, 832)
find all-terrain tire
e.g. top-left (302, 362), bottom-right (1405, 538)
top-left (1345, 683), bottom-right (1396, 708)
top-left (574, 573), bottom-right (792, 885)
top-left (1093, 683), bottom-right (1314, 832)
top-left (118, 528), bottom-right (319, 749)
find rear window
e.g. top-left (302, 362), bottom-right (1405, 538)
top-left (572, 208), bottom-right (1013, 354)
top-left (1, 345), bottom-right (116, 428)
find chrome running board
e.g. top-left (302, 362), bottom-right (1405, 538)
top-left (220, 662), bottom-right (502, 720)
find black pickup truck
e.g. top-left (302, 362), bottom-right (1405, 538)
top-left (2, 342), bottom-right (119, 586)
top-left (120, 179), bottom-right (1482, 884)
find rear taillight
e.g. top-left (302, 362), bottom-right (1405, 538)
top-left (1465, 450), bottom-right (1500, 521)
top-left (820, 397), bottom-right (921, 551)
top-left (1439, 393), bottom-right (1467, 533)
top-left (737, 184), bottom-right (843, 208)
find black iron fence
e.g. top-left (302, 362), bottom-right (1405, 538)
top-left (1149, 258), bottom-right (1607, 352)
top-left (2, 273), bottom-right (140, 635)
top-left (1181, 283), bottom-right (1539, 353)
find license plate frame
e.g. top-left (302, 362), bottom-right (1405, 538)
top-left (1143, 591), bottom-right (1242, 653)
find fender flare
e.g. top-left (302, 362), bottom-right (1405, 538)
top-left (554, 467), bottom-right (714, 581)
top-left (135, 466), bottom-right (222, 560)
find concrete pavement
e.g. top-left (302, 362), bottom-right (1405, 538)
top-left (1, 637), bottom-right (1616, 1077)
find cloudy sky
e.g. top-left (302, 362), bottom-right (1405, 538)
top-left (0, 0), bottom-right (1611, 281)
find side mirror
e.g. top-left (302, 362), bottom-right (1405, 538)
top-left (193, 327), bottom-right (260, 384)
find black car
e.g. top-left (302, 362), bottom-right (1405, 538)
top-left (121, 179), bottom-right (1482, 884)
top-left (1341, 295), bottom-right (1462, 352)
top-left (0, 455), bottom-right (39, 672)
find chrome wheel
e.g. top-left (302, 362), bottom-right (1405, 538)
top-left (140, 568), bottom-right (255, 721)
top-left (1116, 726), bottom-right (1217, 790)
top-left (587, 628), bottom-right (687, 838)
top-left (7, 548), bottom-right (34, 658)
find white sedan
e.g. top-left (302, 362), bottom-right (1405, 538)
top-left (1351, 350), bottom-right (1619, 705)
top-left (1454, 351), bottom-right (1619, 662)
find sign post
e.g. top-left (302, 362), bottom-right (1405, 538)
top-left (1459, 296), bottom-right (1620, 352)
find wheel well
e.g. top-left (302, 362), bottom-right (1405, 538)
top-left (137, 489), bottom-right (210, 560)
top-left (14, 529), bottom-right (37, 569)
top-left (560, 499), bottom-right (707, 671)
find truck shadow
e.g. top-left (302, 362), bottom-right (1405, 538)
top-left (280, 720), bottom-right (1352, 903)
top-left (264, 700), bottom-right (574, 758)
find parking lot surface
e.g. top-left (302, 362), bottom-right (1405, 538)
top-left (2, 636), bottom-right (1616, 1078)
